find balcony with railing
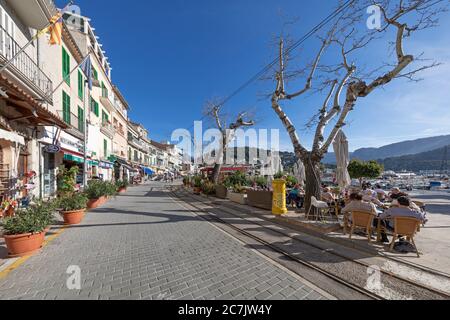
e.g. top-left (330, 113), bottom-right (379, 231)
top-left (0, 26), bottom-right (53, 103)
top-left (100, 120), bottom-right (115, 139)
top-left (57, 110), bottom-right (85, 139)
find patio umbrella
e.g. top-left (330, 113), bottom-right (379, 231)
top-left (293, 159), bottom-right (306, 186)
top-left (333, 130), bottom-right (352, 188)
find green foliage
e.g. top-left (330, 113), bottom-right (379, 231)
top-left (57, 166), bottom-right (79, 196)
top-left (222, 171), bottom-right (250, 188)
top-left (183, 176), bottom-right (190, 185)
top-left (58, 193), bottom-right (88, 212)
top-left (253, 176), bottom-right (268, 188)
top-left (348, 159), bottom-right (384, 182)
top-left (115, 180), bottom-right (129, 190)
top-left (285, 175), bottom-right (298, 188)
top-left (201, 181), bottom-right (216, 196)
top-left (2, 201), bottom-right (56, 235)
top-left (84, 180), bottom-right (117, 199)
top-left (232, 184), bottom-right (246, 194)
top-left (192, 176), bottom-right (203, 188)
top-left (273, 171), bottom-right (284, 179)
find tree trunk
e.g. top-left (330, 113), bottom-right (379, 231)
top-left (212, 163), bottom-right (222, 184)
top-left (303, 155), bottom-right (322, 219)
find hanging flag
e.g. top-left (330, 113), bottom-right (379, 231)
top-left (48, 13), bottom-right (63, 46)
top-left (80, 55), bottom-right (93, 90)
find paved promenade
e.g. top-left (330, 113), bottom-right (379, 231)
top-left (0, 182), bottom-right (329, 300)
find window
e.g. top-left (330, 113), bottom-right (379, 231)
top-left (102, 110), bottom-right (109, 124)
top-left (104, 139), bottom-right (108, 158)
top-left (90, 96), bottom-right (99, 117)
top-left (77, 106), bottom-right (84, 133)
top-left (101, 82), bottom-right (108, 98)
top-left (62, 47), bottom-right (70, 85)
top-left (78, 71), bottom-right (84, 100)
top-left (92, 67), bottom-right (98, 81)
top-left (62, 91), bottom-right (71, 124)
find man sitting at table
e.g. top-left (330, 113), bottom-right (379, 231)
top-left (342, 193), bottom-right (378, 217)
top-left (388, 188), bottom-right (408, 201)
top-left (287, 184), bottom-right (304, 208)
top-left (377, 197), bottom-right (426, 242)
top-left (362, 189), bottom-right (385, 208)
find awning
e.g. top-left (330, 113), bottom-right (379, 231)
top-left (115, 158), bottom-right (134, 171)
top-left (100, 161), bottom-right (114, 169)
top-left (63, 154), bottom-right (84, 164)
top-left (0, 128), bottom-right (25, 145)
top-left (141, 166), bottom-right (155, 175)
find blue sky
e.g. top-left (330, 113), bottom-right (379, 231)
top-left (56, 0), bottom-right (450, 152)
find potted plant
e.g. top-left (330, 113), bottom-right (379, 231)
top-left (192, 176), bottom-right (202, 195)
top-left (183, 176), bottom-right (191, 187)
top-left (201, 180), bottom-right (216, 197)
top-left (84, 180), bottom-right (108, 209)
top-left (58, 193), bottom-right (88, 225)
top-left (116, 180), bottom-right (129, 193)
top-left (215, 184), bottom-right (228, 199)
top-left (57, 166), bottom-right (79, 196)
top-left (2, 202), bottom-right (55, 257)
top-left (228, 184), bottom-right (248, 205)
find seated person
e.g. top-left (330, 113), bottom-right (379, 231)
top-left (362, 189), bottom-right (385, 208)
top-left (388, 188), bottom-right (408, 201)
top-left (321, 187), bottom-right (335, 204)
top-left (342, 193), bottom-right (378, 217)
top-left (287, 184), bottom-right (304, 208)
top-left (374, 185), bottom-right (388, 201)
top-left (378, 196), bottom-right (426, 238)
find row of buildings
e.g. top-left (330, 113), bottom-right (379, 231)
top-left (0, 0), bottom-right (183, 201)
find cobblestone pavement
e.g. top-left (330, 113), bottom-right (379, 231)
top-left (0, 182), bottom-right (330, 300)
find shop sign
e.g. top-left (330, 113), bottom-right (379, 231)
top-left (43, 144), bottom-right (61, 154)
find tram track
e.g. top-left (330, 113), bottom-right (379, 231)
top-left (170, 187), bottom-right (450, 300)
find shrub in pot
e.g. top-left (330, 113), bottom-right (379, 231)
top-left (229, 185), bottom-right (248, 205)
top-left (2, 202), bottom-right (55, 257)
top-left (201, 181), bottom-right (216, 196)
top-left (192, 176), bottom-right (202, 195)
top-left (215, 184), bottom-right (228, 199)
top-left (116, 180), bottom-right (129, 193)
top-left (183, 176), bottom-right (190, 187)
top-left (84, 180), bottom-right (110, 209)
top-left (58, 193), bottom-right (88, 225)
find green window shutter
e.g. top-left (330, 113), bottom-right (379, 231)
top-left (62, 47), bottom-right (70, 85)
top-left (104, 139), bottom-right (108, 157)
top-left (77, 106), bottom-right (84, 133)
top-left (95, 101), bottom-right (99, 117)
top-left (62, 91), bottom-right (71, 124)
top-left (78, 71), bottom-right (83, 100)
top-left (101, 82), bottom-right (107, 98)
top-left (93, 67), bottom-right (98, 81)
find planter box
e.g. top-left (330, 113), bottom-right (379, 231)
top-left (215, 185), bottom-right (228, 199)
top-left (247, 190), bottom-right (273, 210)
top-left (228, 192), bottom-right (248, 205)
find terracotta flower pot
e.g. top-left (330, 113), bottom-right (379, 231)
top-left (61, 209), bottom-right (86, 225)
top-left (3, 231), bottom-right (46, 258)
top-left (193, 187), bottom-right (202, 195)
top-left (118, 187), bottom-right (127, 193)
top-left (87, 196), bottom-right (107, 209)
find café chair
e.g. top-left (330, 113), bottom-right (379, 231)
top-left (389, 217), bottom-right (422, 258)
top-left (349, 211), bottom-right (375, 243)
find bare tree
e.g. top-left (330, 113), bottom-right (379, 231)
top-left (271, 0), bottom-right (448, 217)
top-left (204, 101), bottom-right (255, 183)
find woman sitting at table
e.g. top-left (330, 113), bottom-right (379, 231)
top-left (321, 187), bottom-right (335, 205)
top-left (287, 184), bottom-right (304, 208)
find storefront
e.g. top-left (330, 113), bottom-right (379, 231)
top-left (99, 160), bottom-right (114, 181)
top-left (113, 157), bottom-right (134, 183)
top-left (38, 127), bottom-right (89, 196)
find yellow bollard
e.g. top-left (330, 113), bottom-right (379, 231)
top-left (272, 179), bottom-right (288, 215)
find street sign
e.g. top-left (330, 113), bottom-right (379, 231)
top-left (43, 144), bottom-right (61, 154)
